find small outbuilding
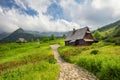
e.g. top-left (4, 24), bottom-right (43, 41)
top-left (16, 38), bottom-right (27, 43)
top-left (65, 27), bottom-right (95, 46)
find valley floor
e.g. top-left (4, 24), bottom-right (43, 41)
top-left (0, 39), bottom-right (119, 80)
top-left (0, 42), bottom-right (61, 80)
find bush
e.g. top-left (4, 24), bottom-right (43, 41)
top-left (93, 30), bottom-right (103, 40)
top-left (48, 58), bottom-right (57, 64)
top-left (47, 55), bottom-right (57, 64)
top-left (43, 36), bottom-right (49, 42)
top-left (50, 34), bottom-right (56, 40)
top-left (90, 50), bottom-right (99, 55)
top-left (103, 25), bottom-right (120, 45)
top-left (113, 37), bottom-right (120, 45)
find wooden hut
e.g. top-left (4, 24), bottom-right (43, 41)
top-left (65, 27), bottom-right (95, 46)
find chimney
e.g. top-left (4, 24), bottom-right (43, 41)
top-left (73, 28), bottom-right (76, 34)
top-left (73, 28), bottom-right (75, 32)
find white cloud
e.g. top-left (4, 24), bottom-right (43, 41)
top-left (0, 0), bottom-right (120, 33)
top-left (24, 0), bottom-right (52, 13)
top-left (0, 1), bottom-right (79, 33)
top-left (59, 0), bottom-right (120, 30)
top-left (15, 0), bottom-right (27, 10)
top-left (92, 0), bottom-right (120, 17)
top-left (0, 7), bottom-right (19, 33)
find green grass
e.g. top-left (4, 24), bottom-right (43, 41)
top-left (58, 41), bottom-right (120, 80)
top-left (0, 61), bottom-right (59, 80)
top-left (0, 39), bottom-right (64, 80)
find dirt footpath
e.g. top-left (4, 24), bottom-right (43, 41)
top-left (50, 44), bottom-right (98, 80)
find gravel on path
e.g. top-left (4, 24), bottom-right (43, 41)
top-left (51, 44), bottom-right (99, 80)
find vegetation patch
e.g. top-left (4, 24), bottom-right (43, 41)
top-left (0, 61), bottom-right (59, 80)
top-left (0, 39), bottom-right (64, 80)
top-left (90, 50), bottom-right (99, 55)
top-left (47, 55), bottom-right (57, 64)
top-left (59, 41), bottom-right (120, 80)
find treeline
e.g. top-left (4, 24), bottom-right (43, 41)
top-left (0, 33), bottom-right (66, 43)
top-left (30, 34), bottom-right (66, 43)
top-left (93, 25), bottom-right (120, 45)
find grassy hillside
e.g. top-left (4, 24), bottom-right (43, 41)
top-left (0, 39), bottom-right (64, 80)
top-left (58, 42), bottom-right (120, 80)
top-left (0, 32), bottom-right (9, 40)
top-left (93, 20), bottom-right (120, 45)
top-left (0, 28), bottom-right (36, 43)
top-left (98, 20), bottom-right (120, 32)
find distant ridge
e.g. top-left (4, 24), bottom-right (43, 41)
top-left (14, 28), bottom-right (24, 33)
top-left (0, 28), bottom-right (67, 43)
top-left (98, 20), bottom-right (120, 31)
top-left (93, 20), bottom-right (120, 45)
top-left (0, 32), bottom-right (9, 40)
top-left (0, 28), bottom-right (35, 42)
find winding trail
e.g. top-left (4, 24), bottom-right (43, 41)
top-left (50, 44), bottom-right (98, 80)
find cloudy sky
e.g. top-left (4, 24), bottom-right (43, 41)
top-left (0, 0), bottom-right (120, 33)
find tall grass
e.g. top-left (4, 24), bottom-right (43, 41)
top-left (58, 41), bottom-right (120, 80)
top-left (0, 39), bottom-right (63, 80)
top-left (0, 61), bottom-right (59, 80)
top-left (77, 56), bottom-right (120, 80)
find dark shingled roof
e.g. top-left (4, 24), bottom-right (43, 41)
top-left (65, 27), bottom-right (88, 41)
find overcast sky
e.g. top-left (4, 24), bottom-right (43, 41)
top-left (0, 0), bottom-right (120, 33)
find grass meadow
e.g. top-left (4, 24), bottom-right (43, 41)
top-left (1, 38), bottom-right (120, 80)
top-left (58, 41), bottom-right (120, 80)
top-left (0, 39), bottom-right (64, 80)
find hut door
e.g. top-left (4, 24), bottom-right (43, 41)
top-left (75, 40), bottom-right (79, 45)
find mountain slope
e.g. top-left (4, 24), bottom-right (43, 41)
top-left (0, 28), bottom-right (35, 42)
top-left (98, 20), bottom-right (120, 32)
top-left (104, 25), bottom-right (120, 45)
top-left (93, 20), bottom-right (120, 45)
top-left (26, 31), bottom-right (67, 37)
top-left (0, 32), bottom-right (10, 40)
top-left (0, 28), bottom-right (67, 43)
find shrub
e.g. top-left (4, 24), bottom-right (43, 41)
top-left (48, 58), bottom-right (57, 64)
top-left (90, 50), bottom-right (99, 55)
top-left (50, 34), bottom-right (56, 40)
top-left (47, 55), bottom-right (57, 64)
top-left (93, 30), bottom-right (103, 40)
top-left (43, 36), bottom-right (49, 42)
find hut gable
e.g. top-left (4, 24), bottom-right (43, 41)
top-left (65, 27), bottom-right (95, 46)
